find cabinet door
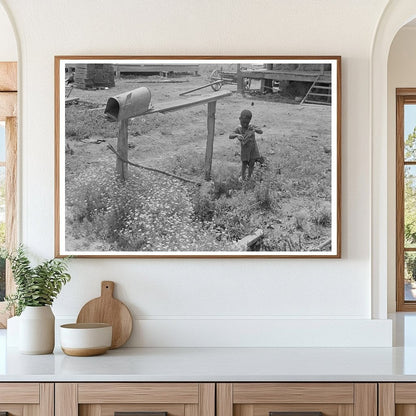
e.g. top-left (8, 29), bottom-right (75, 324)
top-left (0, 383), bottom-right (53, 416)
top-left (217, 383), bottom-right (377, 416)
top-left (379, 383), bottom-right (416, 416)
top-left (55, 383), bottom-right (215, 416)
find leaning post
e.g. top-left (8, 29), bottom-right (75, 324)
top-left (116, 119), bottom-right (129, 181)
top-left (204, 101), bottom-right (217, 181)
top-left (236, 64), bottom-right (244, 95)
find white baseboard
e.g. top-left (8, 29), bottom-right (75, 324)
top-left (54, 317), bottom-right (392, 348)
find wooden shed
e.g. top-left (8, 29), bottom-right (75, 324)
top-left (74, 64), bottom-right (115, 89)
top-left (114, 64), bottom-right (199, 78)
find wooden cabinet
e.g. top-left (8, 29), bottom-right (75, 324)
top-left (217, 383), bottom-right (377, 416)
top-left (0, 383), bottom-right (53, 415)
top-left (55, 383), bottom-right (215, 416)
top-left (0, 380), bottom-right (407, 416)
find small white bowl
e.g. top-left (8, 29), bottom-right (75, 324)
top-left (60, 323), bottom-right (112, 356)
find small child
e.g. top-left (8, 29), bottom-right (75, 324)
top-left (229, 109), bottom-right (263, 180)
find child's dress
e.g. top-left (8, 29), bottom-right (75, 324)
top-left (233, 125), bottom-right (260, 162)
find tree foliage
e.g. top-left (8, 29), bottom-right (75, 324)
top-left (405, 127), bottom-right (416, 246)
top-left (406, 126), bottom-right (416, 160)
top-left (404, 127), bottom-right (416, 280)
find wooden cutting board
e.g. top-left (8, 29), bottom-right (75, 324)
top-left (76, 281), bottom-right (133, 349)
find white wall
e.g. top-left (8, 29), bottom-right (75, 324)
top-left (0, 3), bottom-right (17, 61)
top-left (0, 0), bottom-right (394, 347)
top-left (387, 26), bottom-right (416, 312)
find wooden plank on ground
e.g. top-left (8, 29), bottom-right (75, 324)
top-left (237, 229), bottom-right (264, 250)
top-left (65, 97), bottom-right (79, 105)
top-left (146, 90), bottom-right (232, 114)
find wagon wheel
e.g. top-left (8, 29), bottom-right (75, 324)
top-left (210, 69), bottom-right (223, 91)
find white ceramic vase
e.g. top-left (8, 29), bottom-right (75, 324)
top-left (19, 305), bottom-right (55, 354)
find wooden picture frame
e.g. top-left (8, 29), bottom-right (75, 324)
top-left (55, 56), bottom-right (341, 258)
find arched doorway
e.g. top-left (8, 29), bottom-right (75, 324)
top-left (371, 1), bottom-right (416, 318)
top-left (388, 16), bottom-right (416, 312)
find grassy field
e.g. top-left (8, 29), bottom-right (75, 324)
top-left (64, 67), bottom-right (333, 253)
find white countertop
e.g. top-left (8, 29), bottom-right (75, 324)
top-left (2, 313), bottom-right (416, 382)
top-left (2, 345), bottom-right (416, 382)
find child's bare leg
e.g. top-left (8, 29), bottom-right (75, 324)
top-left (248, 160), bottom-right (255, 178)
top-left (242, 162), bottom-right (248, 180)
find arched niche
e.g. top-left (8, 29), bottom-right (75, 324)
top-left (372, 1), bottom-right (416, 318)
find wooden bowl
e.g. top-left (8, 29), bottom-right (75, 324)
top-left (60, 323), bottom-right (112, 356)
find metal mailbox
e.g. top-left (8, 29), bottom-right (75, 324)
top-left (104, 87), bottom-right (151, 121)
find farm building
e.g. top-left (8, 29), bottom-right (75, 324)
top-left (114, 64), bottom-right (199, 77)
top-left (73, 64), bottom-right (115, 89)
top-left (243, 63), bottom-right (332, 104)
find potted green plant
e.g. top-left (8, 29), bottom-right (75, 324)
top-left (4, 246), bottom-right (71, 354)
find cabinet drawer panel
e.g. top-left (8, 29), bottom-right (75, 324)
top-left (0, 383), bottom-right (39, 403)
top-left (251, 403), bottom-right (339, 416)
top-left (396, 404), bottom-right (416, 415)
top-left (78, 383), bottom-right (200, 404)
top-left (0, 404), bottom-right (24, 415)
top-left (80, 403), bottom-right (185, 416)
top-left (395, 384), bottom-right (416, 404)
top-left (233, 383), bottom-right (354, 404)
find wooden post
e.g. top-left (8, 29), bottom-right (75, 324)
top-left (260, 64), bottom-right (273, 94)
top-left (261, 64), bottom-right (274, 93)
top-left (204, 101), bottom-right (216, 181)
top-left (117, 119), bottom-right (129, 181)
top-left (236, 64), bottom-right (244, 94)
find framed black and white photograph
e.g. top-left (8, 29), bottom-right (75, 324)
top-left (55, 56), bottom-right (341, 258)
